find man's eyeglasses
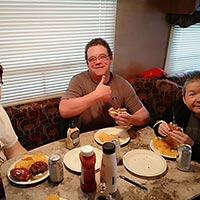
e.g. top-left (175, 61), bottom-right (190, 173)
top-left (88, 54), bottom-right (109, 64)
top-left (0, 81), bottom-right (3, 87)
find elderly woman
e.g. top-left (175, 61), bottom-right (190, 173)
top-left (153, 71), bottom-right (200, 163)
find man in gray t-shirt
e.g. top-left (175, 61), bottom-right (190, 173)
top-left (59, 38), bottom-right (149, 132)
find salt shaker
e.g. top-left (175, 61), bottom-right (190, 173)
top-left (100, 142), bottom-right (117, 194)
top-left (95, 182), bottom-right (112, 200)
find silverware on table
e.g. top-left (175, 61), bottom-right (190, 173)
top-left (119, 175), bottom-right (148, 191)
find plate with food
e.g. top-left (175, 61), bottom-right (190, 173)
top-left (45, 194), bottom-right (67, 200)
top-left (123, 149), bottom-right (167, 177)
top-left (150, 136), bottom-right (178, 159)
top-left (8, 152), bottom-right (49, 185)
top-left (63, 147), bottom-right (102, 173)
top-left (94, 126), bottom-right (130, 146)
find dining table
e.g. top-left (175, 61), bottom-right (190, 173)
top-left (1, 126), bottom-right (200, 200)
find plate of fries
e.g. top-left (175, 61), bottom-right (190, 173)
top-left (8, 151), bottom-right (49, 185)
top-left (150, 137), bottom-right (178, 159)
top-left (45, 194), bottom-right (67, 200)
top-left (94, 126), bottom-right (130, 146)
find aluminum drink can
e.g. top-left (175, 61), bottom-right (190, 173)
top-left (176, 144), bottom-right (192, 171)
top-left (48, 154), bottom-right (64, 183)
top-left (110, 139), bottom-right (122, 164)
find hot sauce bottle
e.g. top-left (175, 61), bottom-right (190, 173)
top-left (79, 145), bottom-right (96, 193)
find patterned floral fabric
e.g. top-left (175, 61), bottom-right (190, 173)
top-left (4, 97), bottom-right (65, 150)
top-left (131, 78), bottom-right (183, 126)
top-left (167, 70), bottom-right (200, 86)
top-left (4, 71), bottom-right (198, 150)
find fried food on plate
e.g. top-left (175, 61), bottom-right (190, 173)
top-left (10, 167), bottom-right (31, 181)
top-left (15, 152), bottom-right (48, 170)
top-left (98, 132), bottom-right (119, 143)
top-left (153, 137), bottom-right (177, 157)
top-left (15, 154), bottom-right (34, 170)
top-left (32, 152), bottom-right (48, 163)
top-left (30, 161), bottom-right (48, 176)
top-left (45, 194), bottom-right (60, 200)
top-left (108, 107), bottom-right (128, 118)
top-left (11, 152), bottom-right (48, 181)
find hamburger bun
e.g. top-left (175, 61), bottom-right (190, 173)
top-left (108, 107), bottom-right (128, 118)
top-left (166, 122), bottom-right (183, 149)
top-left (165, 136), bottom-right (179, 149)
top-left (168, 122), bottom-right (183, 132)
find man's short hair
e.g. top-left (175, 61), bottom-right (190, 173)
top-left (84, 38), bottom-right (112, 61)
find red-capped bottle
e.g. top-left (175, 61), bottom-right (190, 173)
top-left (79, 145), bottom-right (96, 193)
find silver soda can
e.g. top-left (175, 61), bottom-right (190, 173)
top-left (48, 154), bottom-right (64, 183)
top-left (176, 144), bottom-right (192, 171)
top-left (110, 139), bottom-right (122, 164)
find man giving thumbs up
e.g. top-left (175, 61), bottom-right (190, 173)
top-left (59, 38), bottom-right (149, 132)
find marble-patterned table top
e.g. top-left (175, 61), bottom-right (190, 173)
top-left (1, 126), bottom-right (200, 200)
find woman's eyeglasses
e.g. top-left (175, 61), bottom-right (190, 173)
top-left (88, 54), bottom-right (109, 64)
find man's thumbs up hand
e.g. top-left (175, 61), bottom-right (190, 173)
top-left (95, 75), bottom-right (111, 102)
top-left (99, 75), bottom-right (106, 85)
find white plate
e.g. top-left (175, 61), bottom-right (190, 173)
top-left (8, 156), bottom-right (49, 185)
top-left (123, 149), bottom-right (167, 177)
top-left (63, 147), bottom-right (102, 173)
top-left (150, 137), bottom-right (177, 159)
top-left (94, 126), bottom-right (130, 146)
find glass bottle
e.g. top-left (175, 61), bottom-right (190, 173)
top-left (66, 120), bottom-right (80, 149)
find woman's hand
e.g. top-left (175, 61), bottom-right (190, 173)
top-left (158, 121), bottom-right (194, 146)
top-left (169, 130), bottom-right (194, 147)
top-left (158, 121), bottom-right (171, 137)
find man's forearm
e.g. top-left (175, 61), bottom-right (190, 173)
top-left (59, 91), bottom-right (99, 118)
top-left (130, 107), bottom-right (150, 126)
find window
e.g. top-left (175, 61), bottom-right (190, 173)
top-left (0, 0), bottom-right (116, 105)
top-left (165, 23), bottom-right (200, 74)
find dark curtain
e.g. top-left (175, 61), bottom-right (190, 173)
top-left (166, 11), bottom-right (200, 28)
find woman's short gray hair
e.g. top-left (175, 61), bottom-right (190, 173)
top-left (182, 71), bottom-right (200, 96)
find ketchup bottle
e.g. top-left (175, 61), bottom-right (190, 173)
top-left (79, 145), bottom-right (96, 192)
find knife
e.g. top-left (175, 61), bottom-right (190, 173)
top-left (119, 175), bottom-right (148, 191)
